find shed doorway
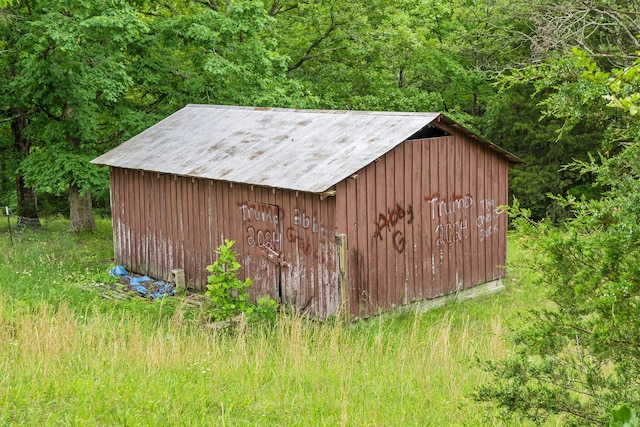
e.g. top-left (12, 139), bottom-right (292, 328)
top-left (240, 201), bottom-right (283, 302)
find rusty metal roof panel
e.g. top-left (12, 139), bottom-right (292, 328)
top-left (92, 105), bottom-right (507, 193)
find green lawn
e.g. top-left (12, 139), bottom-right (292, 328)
top-left (0, 218), bottom-right (552, 426)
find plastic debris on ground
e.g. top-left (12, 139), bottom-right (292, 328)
top-left (109, 265), bottom-right (175, 299)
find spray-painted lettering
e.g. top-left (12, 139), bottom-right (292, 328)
top-left (239, 202), bottom-right (279, 228)
top-left (373, 204), bottom-right (413, 240)
top-left (425, 193), bottom-right (474, 220)
top-left (246, 226), bottom-right (282, 252)
top-left (285, 226), bottom-right (311, 256)
top-left (392, 230), bottom-right (406, 253)
top-left (477, 199), bottom-right (500, 241)
top-left (293, 208), bottom-right (328, 241)
top-left (239, 202), bottom-right (282, 253)
top-left (287, 208), bottom-right (329, 256)
top-left (435, 221), bottom-right (469, 246)
top-left (373, 203), bottom-right (413, 253)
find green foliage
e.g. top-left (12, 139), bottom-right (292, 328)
top-left (476, 139), bottom-right (640, 424)
top-left (0, 0), bottom-right (148, 228)
top-left (0, 214), bottom-right (562, 425)
top-left (270, 0), bottom-right (498, 114)
top-left (0, 272), bottom-right (531, 426)
top-left (205, 239), bottom-right (278, 322)
top-left (482, 53), bottom-right (612, 220)
top-left (4, 0), bottom-right (637, 226)
top-left (19, 144), bottom-right (107, 197)
top-left (610, 405), bottom-right (640, 427)
top-left (247, 296), bottom-right (279, 323)
top-left (205, 239), bottom-right (253, 321)
top-left (477, 58), bottom-right (640, 423)
top-left (0, 217), bottom-right (187, 323)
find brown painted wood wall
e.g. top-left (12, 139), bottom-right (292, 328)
top-left (335, 133), bottom-right (509, 318)
top-left (109, 168), bottom-right (339, 318)
top-left (109, 129), bottom-right (510, 319)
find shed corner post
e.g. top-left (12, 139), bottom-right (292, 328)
top-left (336, 233), bottom-right (350, 322)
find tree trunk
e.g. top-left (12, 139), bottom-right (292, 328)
top-left (15, 175), bottom-right (40, 222)
top-left (11, 106), bottom-right (40, 224)
top-left (69, 186), bottom-right (95, 232)
top-left (0, 160), bottom-right (7, 197)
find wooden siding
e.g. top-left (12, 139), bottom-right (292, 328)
top-left (109, 128), bottom-right (510, 320)
top-left (109, 168), bottom-right (339, 319)
top-left (335, 133), bottom-right (509, 318)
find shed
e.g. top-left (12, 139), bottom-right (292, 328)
top-left (92, 104), bottom-right (523, 319)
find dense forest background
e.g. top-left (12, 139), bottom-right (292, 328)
top-left (1, 0), bottom-right (639, 229)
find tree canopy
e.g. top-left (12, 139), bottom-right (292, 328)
top-left (0, 0), bottom-right (638, 225)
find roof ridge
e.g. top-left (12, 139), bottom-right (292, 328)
top-left (184, 104), bottom-right (442, 116)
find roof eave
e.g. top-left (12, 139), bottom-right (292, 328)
top-left (435, 114), bottom-right (525, 165)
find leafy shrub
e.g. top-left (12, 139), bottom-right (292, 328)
top-left (477, 49), bottom-right (640, 427)
top-left (476, 142), bottom-right (640, 425)
top-left (205, 239), bottom-right (278, 322)
top-left (610, 405), bottom-right (639, 427)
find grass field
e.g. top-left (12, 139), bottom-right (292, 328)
top-left (0, 217), bottom-right (552, 426)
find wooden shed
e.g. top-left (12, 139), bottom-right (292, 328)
top-left (92, 105), bottom-right (523, 319)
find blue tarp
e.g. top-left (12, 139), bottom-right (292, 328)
top-left (109, 265), bottom-right (175, 299)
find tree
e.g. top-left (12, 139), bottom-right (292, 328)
top-left (468, 0), bottom-right (640, 220)
top-left (480, 62), bottom-right (611, 220)
top-left (0, 7), bottom-right (39, 220)
top-left (501, 0), bottom-right (640, 68)
top-left (476, 56), bottom-right (640, 425)
top-left (1, 0), bottom-right (146, 230)
top-left (269, 0), bottom-right (500, 114)
top-left (2, 0), bottom-right (294, 230)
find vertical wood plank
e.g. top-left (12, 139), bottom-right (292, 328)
top-left (358, 166), bottom-right (371, 316)
top-left (461, 135), bottom-right (471, 289)
top-left (411, 140), bottom-right (423, 301)
top-left (498, 157), bottom-right (508, 279)
top-left (370, 156), bottom-right (392, 313)
top-left (445, 135), bottom-right (456, 296)
top-left (402, 141), bottom-right (414, 304)
top-left (469, 141), bottom-right (480, 287)
top-left (148, 173), bottom-right (157, 278)
top-left (345, 175), bottom-right (360, 318)
top-left (336, 233), bottom-right (349, 321)
top-left (281, 189), bottom-right (296, 307)
top-left (431, 138), bottom-right (444, 298)
top-left (386, 148), bottom-right (398, 308)
top-left (393, 143), bottom-right (406, 306)
top-left (326, 196), bottom-right (338, 316)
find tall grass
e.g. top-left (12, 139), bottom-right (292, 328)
top-left (0, 301), bottom-right (514, 425)
top-left (0, 219), bottom-right (550, 426)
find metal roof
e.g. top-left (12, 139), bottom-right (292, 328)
top-left (92, 104), bottom-right (521, 193)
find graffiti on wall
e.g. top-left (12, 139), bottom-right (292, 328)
top-left (372, 194), bottom-right (503, 252)
top-left (238, 202), bottom-right (330, 257)
top-left (425, 194), bottom-right (472, 247)
top-left (434, 220), bottom-right (469, 246)
top-left (425, 194), bottom-right (502, 246)
top-left (373, 203), bottom-right (414, 253)
top-left (239, 202), bottom-right (282, 253)
top-left (286, 207), bottom-right (329, 256)
top-left (477, 199), bottom-right (500, 241)
top-left (425, 193), bottom-right (474, 220)
top-left (238, 195), bottom-right (502, 260)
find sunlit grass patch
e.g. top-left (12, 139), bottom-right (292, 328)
top-left (0, 217), bottom-right (549, 425)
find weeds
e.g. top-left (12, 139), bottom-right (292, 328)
top-left (0, 217), bottom-right (549, 425)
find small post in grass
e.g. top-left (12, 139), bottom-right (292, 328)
top-left (5, 206), bottom-right (13, 246)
